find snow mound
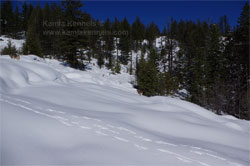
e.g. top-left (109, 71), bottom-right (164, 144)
top-left (0, 55), bottom-right (249, 166)
top-left (0, 55), bottom-right (68, 92)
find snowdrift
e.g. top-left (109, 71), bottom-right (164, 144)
top-left (0, 55), bottom-right (68, 92)
top-left (0, 55), bottom-right (249, 166)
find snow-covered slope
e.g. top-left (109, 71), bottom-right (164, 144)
top-left (0, 36), bottom-right (25, 53)
top-left (0, 55), bottom-right (249, 166)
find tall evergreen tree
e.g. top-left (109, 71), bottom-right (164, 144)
top-left (41, 3), bottom-right (52, 55)
top-left (0, 0), bottom-right (14, 36)
top-left (145, 22), bottom-right (160, 48)
top-left (50, 2), bottom-right (63, 58)
top-left (21, 1), bottom-right (28, 33)
top-left (119, 18), bottom-right (131, 65)
top-left (61, 0), bottom-right (83, 68)
top-left (103, 18), bottom-right (114, 69)
top-left (219, 15), bottom-right (230, 36)
top-left (137, 48), bottom-right (158, 96)
top-left (132, 16), bottom-right (145, 51)
top-left (231, 2), bottom-right (249, 119)
top-left (25, 6), bottom-right (42, 57)
top-left (114, 58), bottom-right (121, 74)
top-left (112, 17), bottom-right (121, 60)
top-left (13, 6), bottom-right (22, 39)
top-left (205, 24), bottom-right (224, 113)
top-left (22, 2), bottom-right (33, 36)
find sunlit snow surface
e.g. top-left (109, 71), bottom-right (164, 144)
top-left (0, 55), bottom-right (249, 166)
top-left (0, 36), bottom-right (25, 53)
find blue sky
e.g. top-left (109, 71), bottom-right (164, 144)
top-left (12, 1), bottom-right (246, 30)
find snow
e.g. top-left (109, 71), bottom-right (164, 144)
top-left (0, 36), bottom-right (25, 53)
top-left (0, 55), bottom-right (249, 166)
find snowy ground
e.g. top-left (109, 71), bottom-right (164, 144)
top-left (0, 55), bottom-right (249, 166)
top-left (0, 36), bottom-right (24, 53)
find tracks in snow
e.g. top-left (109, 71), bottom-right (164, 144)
top-left (0, 95), bottom-right (243, 166)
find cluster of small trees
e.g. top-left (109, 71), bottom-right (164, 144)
top-left (0, 0), bottom-right (249, 119)
top-left (1, 40), bottom-right (17, 56)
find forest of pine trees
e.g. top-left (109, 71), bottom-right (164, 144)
top-left (0, 0), bottom-right (249, 120)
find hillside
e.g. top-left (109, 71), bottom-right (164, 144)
top-left (0, 35), bottom-right (24, 53)
top-left (0, 55), bottom-right (249, 166)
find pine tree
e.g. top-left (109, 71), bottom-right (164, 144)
top-left (22, 2), bottom-right (33, 36)
top-left (219, 15), bottom-right (230, 36)
top-left (119, 18), bottom-right (131, 65)
top-left (145, 22), bottom-right (160, 48)
top-left (103, 18), bottom-right (114, 69)
top-left (97, 50), bottom-right (104, 68)
top-left (205, 24), bottom-right (224, 114)
top-left (25, 28), bottom-right (42, 57)
top-left (22, 1), bottom-right (28, 33)
top-left (112, 17), bottom-right (121, 60)
top-left (164, 71), bottom-right (179, 95)
top-left (165, 18), bottom-right (178, 73)
top-left (132, 16), bottom-right (145, 51)
top-left (137, 48), bottom-right (158, 96)
top-left (177, 21), bottom-right (204, 103)
top-left (50, 2), bottom-right (63, 58)
top-left (231, 2), bottom-right (249, 119)
top-left (61, 0), bottom-right (84, 68)
top-left (1, 40), bottom-right (17, 55)
top-left (41, 3), bottom-right (52, 55)
top-left (80, 12), bottom-right (92, 49)
top-left (1, 0), bottom-right (14, 36)
top-left (114, 58), bottom-right (121, 74)
top-left (13, 6), bottom-right (21, 39)
top-left (89, 20), bottom-right (102, 60)
top-left (24, 6), bottom-right (42, 57)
